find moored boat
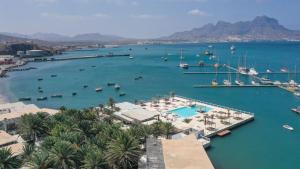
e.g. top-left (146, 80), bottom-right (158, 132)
top-left (37, 97), bottom-right (47, 101)
top-left (235, 80), bottom-right (244, 86)
top-left (211, 80), bottom-right (218, 86)
top-left (95, 88), bottom-right (103, 92)
top-left (248, 68), bottom-right (258, 76)
top-left (260, 78), bottom-right (273, 85)
top-left (72, 92), bottom-right (77, 96)
top-left (119, 92), bottom-right (126, 96)
top-left (294, 92), bottom-right (300, 97)
top-left (223, 79), bottom-right (231, 86)
top-left (251, 80), bottom-right (259, 86)
top-left (280, 67), bottom-right (289, 73)
top-left (283, 124), bottom-right (294, 131)
top-left (51, 94), bottom-right (63, 98)
top-left (291, 106), bottom-right (300, 114)
top-left (179, 63), bottom-right (189, 69)
top-left (83, 85), bottom-right (88, 88)
top-left (18, 97), bottom-right (31, 101)
top-left (51, 74), bottom-right (57, 77)
top-left (114, 84), bottom-right (121, 90)
top-left (37, 78), bottom-right (43, 81)
top-left (107, 82), bottom-right (115, 86)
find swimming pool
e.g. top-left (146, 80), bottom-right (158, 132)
top-left (170, 105), bottom-right (213, 118)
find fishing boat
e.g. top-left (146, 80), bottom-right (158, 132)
top-left (179, 49), bottom-right (189, 69)
top-left (37, 97), bottom-right (47, 101)
top-left (280, 67), bottom-right (289, 73)
top-left (51, 74), bottom-right (57, 77)
top-left (211, 79), bottom-right (218, 86)
top-left (18, 97), bottom-right (31, 101)
top-left (291, 106), bottom-right (300, 114)
top-left (83, 85), bottom-right (88, 88)
top-left (283, 125), bottom-right (294, 131)
top-left (294, 92), bottom-right (300, 97)
top-left (119, 92), bottom-right (126, 96)
top-left (37, 78), bottom-right (43, 81)
top-left (107, 82), bottom-right (115, 86)
top-left (114, 84), bottom-right (121, 90)
top-left (95, 88), bottom-right (103, 92)
top-left (72, 92), bottom-right (77, 96)
top-left (248, 68), bottom-right (258, 76)
top-left (51, 94), bottom-right (63, 98)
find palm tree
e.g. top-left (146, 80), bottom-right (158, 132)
top-left (0, 148), bottom-right (22, 169)
top-left (163, 122), bottom-right (174, 139)
top-left (105, 132), bottom-right (141, 169)
top-left (21, 143), bottom-right (35, 164)
top-left (81, 148), bottom-right (106, 169)
top-left (18, 113), bottom-right (49, 143)
top-left (49, 141), bottom-right (78, 169)
top-left (27, 149), bottom-right (53, 169)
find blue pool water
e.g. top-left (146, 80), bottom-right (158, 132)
top-left (171, 105), bottom-right (213, 118)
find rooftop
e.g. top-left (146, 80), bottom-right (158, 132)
top-left (0, 130), bottom-right (24, 155)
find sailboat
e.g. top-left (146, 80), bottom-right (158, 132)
top-left (223, 64), bottom-right (232, 86)
top-left (238, 55), bottom-right (249, 75)
top-left (235, 71), bottom-right (244, 86)
top-left (179, 49), bottom-right (189, 69)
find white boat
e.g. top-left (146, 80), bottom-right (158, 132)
top-left (179, 63), bottom-right (189, 69)
top-left (266, 69), bottom-right (272, 73)
top-left (289, 80), bottom-right (298, 86)
top-left (294, 92), bottom-right (300, 97)
top-left (281, 67), bottom-right (289, 72)
top-left (223, 79), bottom-right (231, 86)
top-left (95, 88), bottom-right (103, 92)
top-left (235, 80), bottom-right (244, 86)
top-left (291, 107), bottom-right (300, 114)
top-left (238, 67), bottom-right (248, 75)
top-left (129, 56), bottom-right (134, 59)
top-left (211, 80), bottom-right (218, 86)
top-left (230, 45), bottom-right (236, 51)
top-left (260, 78), bottom-right (273, 85)
top-left (114, 84), bottom-right (121, 90)
top-left (248, 68), bottom-right (258, 76)
top-left (273, 81), bottom-right (281, 85)
top-left (283, 125), bottom-right (294, 131)
top-left (251, 80), bottom-right (259, 86)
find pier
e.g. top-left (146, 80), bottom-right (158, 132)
top-left (28, 54), bottom-right (131, 62)
top-left (193, 84), bottom-right (277, 88)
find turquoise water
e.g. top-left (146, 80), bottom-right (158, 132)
top-left (171, 105), bottom-right (213, 118)
top-left (1, 42), bottom-right (300, 169)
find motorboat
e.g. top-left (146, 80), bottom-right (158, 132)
top-left (248, 68), bottom-right (258, 76)
top-left (273, 81), bottom-right (281, 85)
top-left (95, 88), bottom-right (103, 92)
top-left (37, 97), bottom-right (47, 101)
top-left (37, 78), bottom-right (43, 81)
top-left (129, 56), bottom-right (134, 59)
top-left (291, 106), bottom-right (300, 114)
top-left (266, 69), bottom-right (272, 73)
top-left (238, 67), bottom-right (248, 75)
top-left (235, 80), bottom-right (244, 86)
top-left (114, 84), bottom-right (121, 90)
top-left (107, 82), bottom-right (115, 86)
top-left (283, 125), bottom-right (294, 131)
top-left (179, 63), bottom-right (189, 69)
top-left (119, 92), bottom-right (126, 96)
top-left (83, 85), bottom-right (88, 88)
top-left (230, 45), bottom-right (236, 51)
top-left (260, 78), bottom-right (273, 85)
top-left (72, 92), bottom-right (77, 96)
top-left (134, 76), bottom-right (143, 80)
top-left (51, 94), bottom-right (63, 98)
top-left (51, 74), bottom-right (57, 77)
top-left (280, 67), bottom-right (289, 73)
top-left (18, 97), bottom-right (31, 101)
top-left (251, 80), bottom-right (259, 86)
top-left (294, 92), bottom-right (300, 97)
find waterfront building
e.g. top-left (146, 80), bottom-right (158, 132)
top-left (25, 50), bottom-right (48, 57)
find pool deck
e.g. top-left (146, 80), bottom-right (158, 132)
top-left (141, 96), bottom-right (254, 137)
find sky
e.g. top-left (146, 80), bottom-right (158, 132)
top-left (0, 0), bottom-right (299, 38)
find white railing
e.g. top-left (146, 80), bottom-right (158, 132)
top-left (175, 95), bottom-right (254, 116)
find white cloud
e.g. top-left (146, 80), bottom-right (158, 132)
top-left (188, 9), bottom-right (209, 16)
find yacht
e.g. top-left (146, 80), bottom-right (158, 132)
top-left (211, 79), bottom-right (218, 86)
top-left (238, 67), bottom-right (248, 75)
top-left (223, 79), bottom-right (232, 86)
top-left (294, 92), bottom-right (300, 97)
top-left (248, 68), bottom-right (258, 76)
top-left (179, 49), bottom-right (189, 69)
top-left (291, 106), bottom-right (300, 114)
top-left (235, 80), bottom-right (244, 86)
top-left (283, 125), bottom-right (294, 131)
top-left (95, 88), bottom-right (103, 92)
top-left (273, 81), bottom-right (282, 85)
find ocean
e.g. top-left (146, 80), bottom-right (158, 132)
top-left (1, 42), bottom-right (300, 169)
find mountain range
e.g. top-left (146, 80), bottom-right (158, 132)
top-left (163, 16), bottom-right (300, 42)
top-left (1, 16), bottom-right (300, 43)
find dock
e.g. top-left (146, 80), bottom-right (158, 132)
top-left (217, 130), bottom-right (231, 137)
top-left (193, 84), bottom-right (277, 88)
top-left (28, 54), bottom-right (131, 62)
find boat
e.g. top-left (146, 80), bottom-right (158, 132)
top-left (179, 49), bottom-right (189, 69)
top-left (289, 80), bottom-right (298, 87)
top-left (211, 80), bottom-right (218, 86)
top-left (38, 90), bottom-right (43, 93)
top-left (164, 57), bottom-right (168, 61)
top-left (230, 45), bottom-right (236, 51)
top-left (37, 97), bottom-right (47, 101)
top-left (51, 74), bottom-right (57, 77)
top-left (95, 88), bottom-right (103, 92)
top-left (266, 69), bottom-right (272, 73)
top-left (248, 68), bottom-right (258, 76)
top-left (291, 106), bottom-right (300, 114)
top-left (294, 92), bottom-right (300, 97)
top-left (283, 125), bottom-right (294, 131)
top-left (134, 76), bottom-right (143, 80)
top-left (79, 69), bottom-right (85, 71)
top-left (238, 67), bottom-right (248, 75)
top-left (129, 56), bottom-right (134, 59)
top-left (107, 82), bottom-right (115, 86)
top-left (18, 97), bottom-right (31, 101)
top-left (235, 80), bottom-right (244, 86)
top-left (51, 94), bottom-right (63, 98)
top-left (38, 86), bottom-right (42, 90)
top-left (72, 92), bottom-right (77, 96)
top-left (198, 61), bottom-right (205, 66)
top-left (91, 65), bottom-right (96, 68)
top-left (204, 50), bottom-right (213, 56)
top-left (280, 67), bottom-right (289, 73)
top-left (260, 78), bottom-right (273, 85)
top-left (119, 92), bottom-right (126, 96)
top-left (251, 80), bottom-right (259, 86)
top-left (114, 84), bottom-right (121, 90)
top-left (273, 81), bottom-right (281, 85)
top-left (37, 78), bottom-right (43, 81)
top-left (223, 79), bottom-right (231, 86)
top-left (83, 85), bottom-right (88, 88)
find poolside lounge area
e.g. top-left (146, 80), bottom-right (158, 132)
top-left (140, 96), bottom-right (254, 137)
